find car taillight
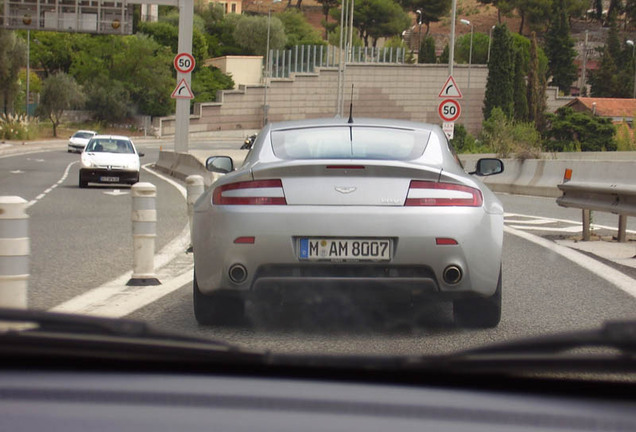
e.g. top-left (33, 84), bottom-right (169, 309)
top-left (405, 181), bottom-right (483, 207)
top-left (213, 180), bottom-right (287, 205)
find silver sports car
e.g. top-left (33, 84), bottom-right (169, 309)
top-left (192, 118), bottom-right (504, 328)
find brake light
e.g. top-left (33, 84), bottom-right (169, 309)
top-left (213, 180), bottom-right (287, 205)
top-left (405, 181), bottom-right (483, 207)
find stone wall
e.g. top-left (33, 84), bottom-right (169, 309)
top-left (154, 63), bottom-right (573, 137)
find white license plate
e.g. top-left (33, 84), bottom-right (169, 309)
top-left (100, 176), bottom-right (119, 182)
top-left (299, 238), bottom-right (391, 261)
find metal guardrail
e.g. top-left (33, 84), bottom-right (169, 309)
top-left (556, 171), bottom-right (636, 242)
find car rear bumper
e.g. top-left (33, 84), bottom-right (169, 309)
top-left (193, 203), bottom-right (503, 300)
top-left (79, 168), bottom-right (139, 185)
top-left (68, 143), bottom-right (85, 152)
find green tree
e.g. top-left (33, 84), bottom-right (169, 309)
top-left (544, 106), bottom-right (617, 151)
top-left (37, 72), bottom-right (85, 137)
top-left (84, 79), bottom-right (131, 123)
top-left (199, 3), bottom-right (243, 56)
top-left (398, 0), bottom-right (451, 35)
top-left (513, 48), bottom-right (528, 120)
top-left (16, 69), bottom-right (41, 115)
top-left (0, 30), bottom-right (27, 114)
top-left (69, 34), bottom-right (175, 117)
top-left (191, 66), bottom-right (235, 104)
top-left (316, 0), bottom-right (340, 38)
top-left (483, 24), bottom-right (514, 119)
top-left (419, 35), bottom-right (436, 63)
top-left (515, 0), bottom-right (552, 35)
top-left (544, 0), bottom-right (577, 95)
top-left (527, 32), bottom-right (547, 131)
top-left (278, 9), bottom-right (325, 48)
top-left (455, 32), bottom-right (490, 65)
top-left (590, 45), bottom-right (619, 97)
top-left (354, 0), bottom-right (411, 47)
top-left (233, 15), bottom-right (286, 55)
top-left (138, 21), bottom-right (208, 66)
top-left (28, 31), bottom-right (82, 75)
top-left (477, 0), bottom-right (515, 23)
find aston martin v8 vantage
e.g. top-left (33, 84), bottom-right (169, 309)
top-left (192, 118), bottom-right (504, 328)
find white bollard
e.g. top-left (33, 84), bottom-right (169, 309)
top-left (186, 175), bottom-right (204, 252)
top-left (0, 196), bottom-right (29, 308)
top-left (127, 183), bottom-right (160, 286)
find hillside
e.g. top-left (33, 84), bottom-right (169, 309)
top-left (243, 0), bottom-right (636, 61)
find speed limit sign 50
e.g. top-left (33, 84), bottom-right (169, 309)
top-left (438, 99), bottom-right (461, 122)
top-left (174, 53), bottom-right (196, 74)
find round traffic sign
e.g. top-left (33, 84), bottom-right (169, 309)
top-left (438, 99), bottom-right (461, 122)
top-left (174, 52), bottom-right (196, 74)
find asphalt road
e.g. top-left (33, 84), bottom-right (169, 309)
top-left (0, 143), bottom-right (187, 309)
top-left (2, 140), bottom-right (635, 357)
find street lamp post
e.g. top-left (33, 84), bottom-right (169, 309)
top-left (627, 40), bottom-right (636, 99)
top-left (263, 0), bottom-right (282, 126)
top-left (448, 0), bottom-right (457, 76)
top-left (26, 29), bottom-right (30, 115)
top-left (416, 9), bottom-right (422, 61)
top-left (460, 19), bottom-right (473, 91)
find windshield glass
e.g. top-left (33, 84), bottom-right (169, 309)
top-left (271, 127), bottom-right (429, 160)
top-left (72, 132), bottom-right (95, 139)
top-left (85, 139), bottom-right (135, 154)
top-left (3, 1), bottom-right (636, 392)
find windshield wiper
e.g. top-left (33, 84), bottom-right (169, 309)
top-left (416, 321), bottom-right (636, 375)
top-left (0, 307), bottom-right (266, 365)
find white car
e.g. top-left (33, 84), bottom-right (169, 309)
top-left (79, 135), bottom-right (143, 188)
top-left (67, 130), bottom-right (97, 153)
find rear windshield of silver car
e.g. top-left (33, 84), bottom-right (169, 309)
top-left (271, 127), bottom-right (430, 160)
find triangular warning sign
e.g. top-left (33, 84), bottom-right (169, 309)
top-left (438, 76), bottom-right (463, 99)
top-left (171, 78), bottom-right (194, 99)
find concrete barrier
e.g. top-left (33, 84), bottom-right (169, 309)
top-left (156, 149), bottom-right (636, 198)
top-left (154, 150), bottom-right (248, 187)
top-left (461, 153), bottom-right (636, 198)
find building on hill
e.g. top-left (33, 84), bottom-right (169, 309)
top-left (563, 97), bottom-right (636, 126)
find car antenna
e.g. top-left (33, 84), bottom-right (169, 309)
top-left (347, 84), bottom-right (354, 124)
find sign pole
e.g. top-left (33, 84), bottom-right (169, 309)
top-left (174, 0), bottom-right (194, 153)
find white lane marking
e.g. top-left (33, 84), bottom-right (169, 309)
top-left (104, 189), bottom-right (129, 196)
top-left (505, 225), bottom-right (636, 299)
top-left (504, 212), bottom-right (636, 234)
top-left (10, 170), bottom-right (24, 174)
top-left (507, 225), bottom-right (583, 233)
top-left (50, 163), bottom-right (192, 318)
top-left (26, 161), bottom-right (77, 208)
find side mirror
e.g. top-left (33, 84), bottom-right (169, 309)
top-left (138, 152), bottom-right (145, 157)
top-left (471, 158), bottom-right (504, 176)
top-left (206, 156), bottom-right (234, 174)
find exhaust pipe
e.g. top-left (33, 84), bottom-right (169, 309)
top-left (443, 265), bottom-right (462, 285)
top-left (229, 264), bottom-right (248, 283)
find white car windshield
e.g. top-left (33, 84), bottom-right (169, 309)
top-left (86, 139), bottom-right (135, 154)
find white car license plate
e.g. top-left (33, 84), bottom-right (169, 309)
top-left (100, 176), bottom-right (119, 182)
top-left (299, 238), bottom-right (391, 261)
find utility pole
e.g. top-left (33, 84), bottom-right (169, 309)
top-left (448, 0), bottom-right (457, 76)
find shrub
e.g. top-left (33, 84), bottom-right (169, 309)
top-left (0, 113), bottom-right (39, 140)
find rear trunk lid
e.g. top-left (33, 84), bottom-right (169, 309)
top-left (252, 161), bottom-right (442, 206)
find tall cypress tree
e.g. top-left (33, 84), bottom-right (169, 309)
top-left (544, 0), bottom-right (578, 95)
top-left (513, 48), bottom-right (528, 121)
top-left (483, 24), bottom-right (514, 119)
top-left (526, 32), bottom-right (546, 131)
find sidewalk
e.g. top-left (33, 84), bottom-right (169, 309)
top-left (0, 139), bottom-right (66, 157)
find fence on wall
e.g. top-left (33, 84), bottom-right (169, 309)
top-left (267, 45), bottom-right (407, 79)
